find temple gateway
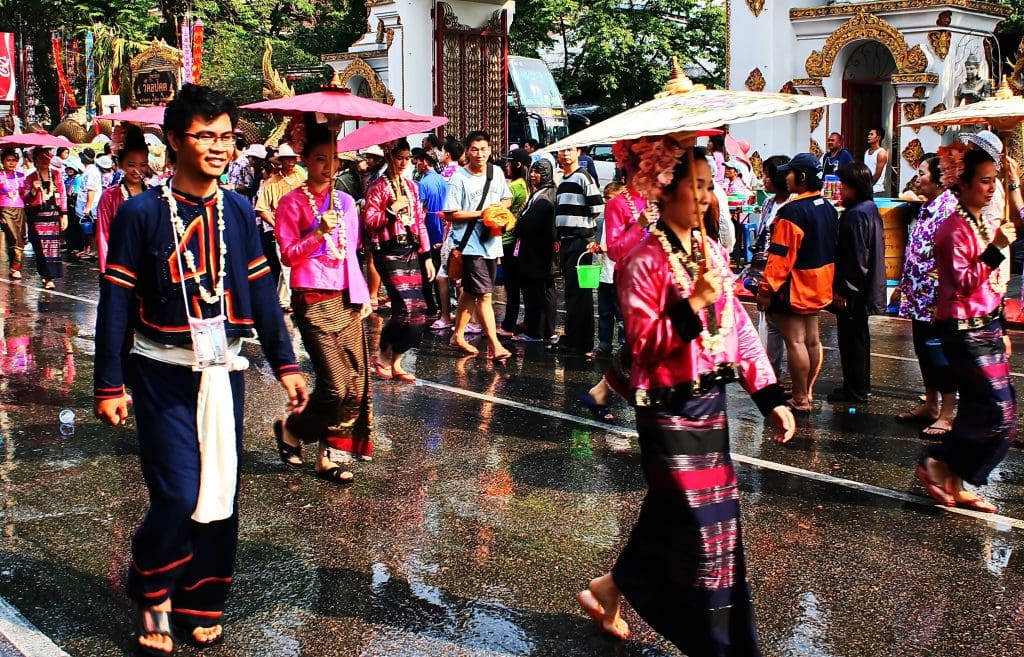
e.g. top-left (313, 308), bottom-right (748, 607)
top-left (728, 1), bottom-right (1011, 194)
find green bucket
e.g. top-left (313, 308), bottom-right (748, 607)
top-left (576, 252), bottom-right (602, 289)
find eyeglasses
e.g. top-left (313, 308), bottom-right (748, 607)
top-left (183, 132), bottom-right (239, 146)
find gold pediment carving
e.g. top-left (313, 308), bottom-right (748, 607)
top-left (802, 12), bottom-right (932, 78)
top-left (338, 58), bottom-right (394, 105)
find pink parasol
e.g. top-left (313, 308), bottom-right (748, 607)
top-left (0, 132), bottom-right (76, 149)
top-left (725, 133), bottom-right (751, 166)
top-left (240, 84), bottom-right (423, 122)
top-left (243, 75), bottom-right (445, 215)
top-left (336, 117), bottom-right (449, 152)
top-left (94, 106), bottom-right (166, 125)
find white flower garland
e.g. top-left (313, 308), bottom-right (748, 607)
top-left (300, 184), bottom-right (346, 260)
top-left (649, 223), bottom-right (734, 353)
top-left (388, 176), bottom-right (414, 227)
top-left (957, 203), bottom-right (1007, 294)
top-left (120, 183), bottom-right (132, 202)
top-left (161, 180), bottom-right (226, 305)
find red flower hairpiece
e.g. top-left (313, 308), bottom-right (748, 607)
top-left (938, 142), bottom-right (968, 190)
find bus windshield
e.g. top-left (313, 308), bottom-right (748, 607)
top-left (509, 57), bottom-right (565, 110)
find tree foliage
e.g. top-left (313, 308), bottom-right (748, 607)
top-left (510, 0), bottom-right (725, 112)
top-left (0, 0), bottom-right (367, 126)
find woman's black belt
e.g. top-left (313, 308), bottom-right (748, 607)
top-left (634, 362), bottom-right (739, 408)
top-left (372, 232), bottom-right (420, 252)
top-left (935, 304), bottom-right (1003, 332)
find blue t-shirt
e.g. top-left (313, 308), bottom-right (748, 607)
top-left (417, 169), bottom-right (448, 247)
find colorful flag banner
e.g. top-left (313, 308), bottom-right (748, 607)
top-left (51, 34), bottom-right (77, 117)
top-left (84, 30), bottom-right (95, 120)
top-left (181, 17), bottom-right (193, 85)
top-left (192, 18), bottom-right (204, 85)
top-left (22, 44), bottom-right (37, 123)
top-left (0, 33), bottom-right (15, 103)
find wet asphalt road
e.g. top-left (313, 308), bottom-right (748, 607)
top-left (1, 258), bottom-right (1023, 657)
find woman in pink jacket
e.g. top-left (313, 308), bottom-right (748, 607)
top-left (273, 119), bottom-right (373, 484)
top-left (916, 145), bottom-right (1018, 513)
top-left (575, 140), bottom-right (794, 657)
top-left (363, 141), bottom-right (435, 382)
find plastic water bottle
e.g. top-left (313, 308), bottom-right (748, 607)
top-left (59, 408), bottom-right (75, 436)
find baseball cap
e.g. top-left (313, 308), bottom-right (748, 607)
top-left (777, 152), bottom-right (822, 175)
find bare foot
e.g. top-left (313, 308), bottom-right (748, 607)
top-left (577, 575), bottom-right (630, 639)
top-left (138, 599), bottom-right (174, 654)
top-left (191, 624), bottom-right (223, 646)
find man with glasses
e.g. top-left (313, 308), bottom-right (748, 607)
top-left (255, 142), bottom-right (306, 311)
top-left (94, 84), bottom-right (307, 654)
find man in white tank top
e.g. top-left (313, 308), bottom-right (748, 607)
top-left (863, 127), bottom-right (889, 196)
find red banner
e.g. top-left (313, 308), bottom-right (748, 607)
top-left (0, 33), bottom-right (15, 102)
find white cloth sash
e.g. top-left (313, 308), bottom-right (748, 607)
top-left (131, 334), bottom-right (249, 523)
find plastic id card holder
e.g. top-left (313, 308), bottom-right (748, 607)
top-left (189, 315), bottom-right (230, 370)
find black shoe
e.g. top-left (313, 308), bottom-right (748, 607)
top-left (826, 388), bottom-right (868, 403)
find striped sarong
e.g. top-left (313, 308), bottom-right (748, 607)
top-left (613, 384), bottom-right (761, 657)
top-left (287, 291), bottom-right (373, 457)
top-left (373, 244), bottom-right (427, 354)
top-left (27, 205), bottom-right (63, 280)
top-left (931, 319), bottom-right (1017, 485)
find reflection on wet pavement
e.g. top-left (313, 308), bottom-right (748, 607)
top-left (0, 263), bottom-right (1022, 656)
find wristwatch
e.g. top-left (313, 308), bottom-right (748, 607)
top-left (1009, 181), bottom-right (1021, 192)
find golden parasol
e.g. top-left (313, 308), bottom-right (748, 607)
top-left (902, 76), bottom-right (1024, 225)
top-left (544, 61), bottom-right (845, 263)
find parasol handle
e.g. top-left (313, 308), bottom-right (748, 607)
top-left (688, 148), bottom-right (717, 334)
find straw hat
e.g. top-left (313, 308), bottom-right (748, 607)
top-left (276, 143), bottom-right (299, 159)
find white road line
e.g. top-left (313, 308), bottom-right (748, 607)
top-left (0, 596), bottom-right (70, 657)
top-left (416, 377), bottom-right (1024, 532)
top-left (2, 278), bottom-right (98, 305)
top-left (4, 278), bottom-right (1023, 529)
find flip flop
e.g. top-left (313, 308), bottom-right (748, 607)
top-left (895, 410), bottom-right (937, 424)
top-left (915, 463), bottom-right (953, 507)
top-left (954, 493), bottom-right (998, 514)
top-left (135, 607), bottom-right (176, 656)
top-left (579, 392), bottom-right (614, 423)
top-left (786, 400), bottom-right (812, 415)
top-left (274, 420), bottom-right (303, 469)
top-left (393, 372), bottom-right (417, 383)
top-left (372, 359), bottom-right (393, 380)
top-left (491, 350), bottom-right (513, 362)
top-left (316, 466), bottom-right (354, 486)
top-left (920, 422), bottom-right (952, 439)
top-left (449, 340), bottom-right (479, 356)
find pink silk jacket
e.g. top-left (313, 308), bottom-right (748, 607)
top-left (616, 233), bottom-right (779, 402)
top-left (934, 209), bottom-right (1007, 322)
top-left (275, 186), bottom-right (370, 304)
top-left (363, 176), bottom-right (430, 253)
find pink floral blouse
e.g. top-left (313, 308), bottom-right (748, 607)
top-left (898, 190), bottom-right (958, 322)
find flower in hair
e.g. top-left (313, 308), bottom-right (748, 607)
top-left (938, 142), bottom-right (969, 190)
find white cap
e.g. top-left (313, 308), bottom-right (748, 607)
top-left (95, 155), bottom-right (114, 169)
top-left (360, 145), bottom-right (385, 158)
top-left (244, 144), bottom-right (268, 159)
top-left (276, 143), bottom-right (299, 159)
